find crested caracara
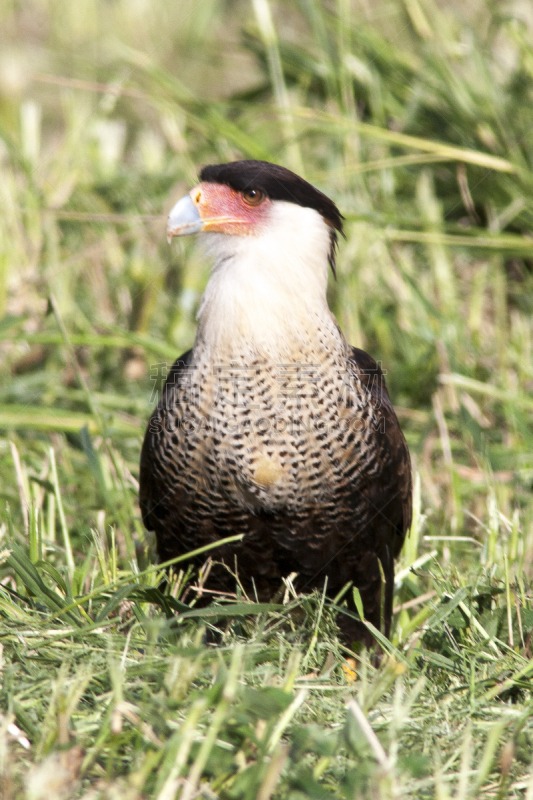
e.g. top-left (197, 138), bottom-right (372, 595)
top-left (140, 160), bottom-right (412, 647)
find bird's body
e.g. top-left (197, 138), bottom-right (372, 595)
top-left (140, 161), bottom-right (411, 646)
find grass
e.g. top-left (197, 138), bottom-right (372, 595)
top-left (1, 0), bottom-right (533, 796)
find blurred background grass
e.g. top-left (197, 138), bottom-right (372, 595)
top-left (1, 0), bottom-right (533, 797)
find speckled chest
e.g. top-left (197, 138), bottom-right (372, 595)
top-left (155, 337), bottom-right (378, 515)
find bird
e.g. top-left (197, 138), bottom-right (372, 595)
top-left (140, 160), bottom-right (412, 648)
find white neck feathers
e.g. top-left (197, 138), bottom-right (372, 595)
top-left (194, 202), bottom-right (341, 360)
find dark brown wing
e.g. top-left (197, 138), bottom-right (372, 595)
top-left (349, 346), bottom-right (412, 551)
top-left (139, 349), bottom-right (193, 542)
top-left (339, 346), bottom-right (412, 643)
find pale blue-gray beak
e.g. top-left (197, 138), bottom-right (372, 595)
top-left (166, 194), bottom-right (204, 242)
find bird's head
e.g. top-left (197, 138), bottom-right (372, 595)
top-left (166, 160), bottom-right (344, 276)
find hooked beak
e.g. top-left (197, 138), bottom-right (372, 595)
top-left (166, 193), bottom-right (204, 242)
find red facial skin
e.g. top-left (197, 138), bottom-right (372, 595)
top-left (191, 182), bottom-right (271, 235)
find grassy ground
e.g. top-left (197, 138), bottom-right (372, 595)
top-left (1, 0), bottom-right (533, 796)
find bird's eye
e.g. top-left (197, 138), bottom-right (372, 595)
top-left (242, 188), bottom-right (265, 206)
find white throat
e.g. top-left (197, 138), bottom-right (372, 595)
top-left (194, 202), bottom-right (342, 360)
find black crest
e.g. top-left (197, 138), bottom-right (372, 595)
top-left (199, 160), bottom-right (345, 275)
